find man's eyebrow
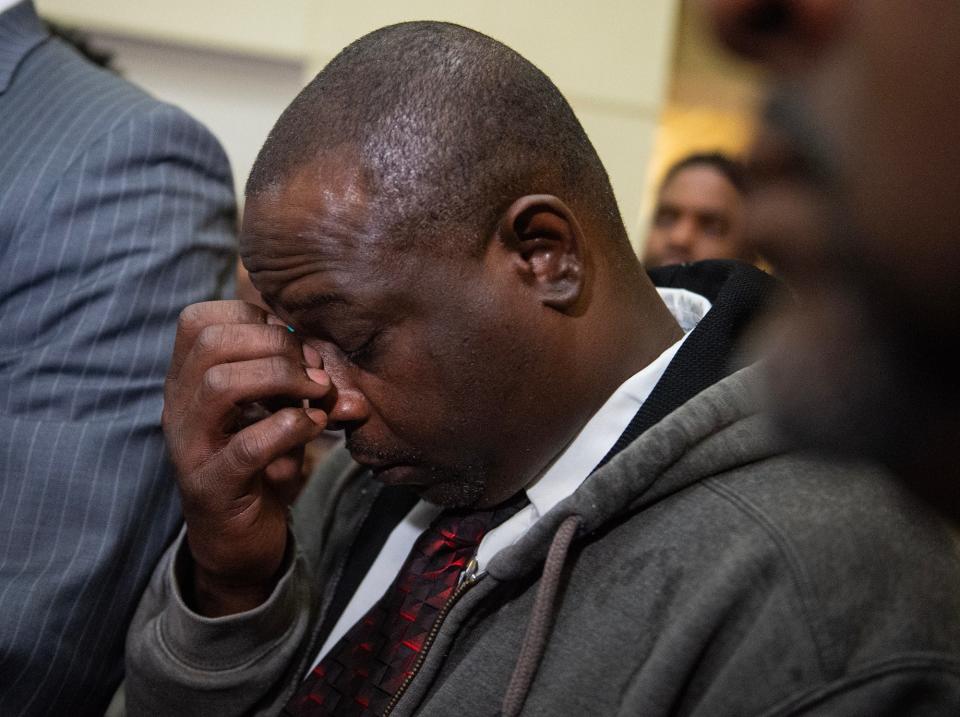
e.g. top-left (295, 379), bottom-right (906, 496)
top-left (282, 293), bottom-right (352, 313)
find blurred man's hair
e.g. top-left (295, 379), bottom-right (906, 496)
top-left (661, 152), bottom-right (747, 194)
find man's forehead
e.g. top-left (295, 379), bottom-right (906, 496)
top-left (244, 243), bottom-right (396, 326)
top-left (244, 158), bottom-right (370, 234)
top-left (662, 169), bottom-right (739, 205)
top-left (666, 165), bottom-right (734, 191)
top-left (239, 164), bottom-right (402, 308)
top-left (241, 159), bottom-right (388, 261)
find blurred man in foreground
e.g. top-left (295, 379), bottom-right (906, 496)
top-left (705, 0), bottom-right (960, 519)
top-left (643, 152), bottom-right (754, 268)
top-left (126, 21), bottom-right (960, 716)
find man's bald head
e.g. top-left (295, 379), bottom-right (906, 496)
top-left (246, 21), bottom-right (626, 255)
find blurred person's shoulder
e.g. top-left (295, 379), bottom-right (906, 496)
top-left (2, 6), bottom-right (229, 188)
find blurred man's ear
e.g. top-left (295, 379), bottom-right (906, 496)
top-left (704, 0), bottom-right (844, 66)
top-left (496, 194), bottom-right (586, 312)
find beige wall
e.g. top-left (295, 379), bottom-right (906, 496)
top-left (35, 0), bottom-right (311, 60)
top-left (36, 0), bottom-right (680, 241)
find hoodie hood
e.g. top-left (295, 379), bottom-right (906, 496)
top-left (485, 362), bottom-right (789, 585)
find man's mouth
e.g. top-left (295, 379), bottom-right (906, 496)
top-left (356, 457), bottom-right (402, 474)
top-left (347, 443), bottom-right (423, 483)
top-left (346, 427), bottom-right (424, 458)
top-left (351, 458), bottom-right (423, 487)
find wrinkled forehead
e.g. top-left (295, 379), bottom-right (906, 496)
top-left (241, 155), bottom-right (371, 252)
top-left (240, 160), bottom-right (395, 302)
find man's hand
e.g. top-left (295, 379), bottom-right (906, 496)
top-left (163, 301), bottom-right (332, 616)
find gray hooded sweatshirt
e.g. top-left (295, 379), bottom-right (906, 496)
top-left (126, 359), bottom-right (960, 716)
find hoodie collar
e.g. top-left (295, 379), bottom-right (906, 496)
top-left (0, 1), bottom-right (49, 96)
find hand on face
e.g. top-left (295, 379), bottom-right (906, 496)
top-left (162, 300), bottom-right (332, 615)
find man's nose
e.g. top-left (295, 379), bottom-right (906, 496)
top-left (702, 0), bottom-right (842, 69)
top-left (667, 218), bottom-right (696, 249)
top-left (315, 355), bottom-right (371, 431)
top-left (325, 384), bottom-right (371, 431)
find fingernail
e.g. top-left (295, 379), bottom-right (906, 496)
top-left (266, 313), bottom-right (285, 326)
top-left (305, 367), bottom-right (329, 386)
top-left (306, 408), bottom-right (327, 427)
top-left (302, 342), bottom-right (322, 368)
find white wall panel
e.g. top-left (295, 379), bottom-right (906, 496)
top-left (36, 0), bottom-right (309, 60)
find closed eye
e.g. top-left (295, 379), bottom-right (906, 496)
top-left (344, 330), bottom-right (381, 367)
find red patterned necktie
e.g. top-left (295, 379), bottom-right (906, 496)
top-left (283, 496), bottom-right (526, 716)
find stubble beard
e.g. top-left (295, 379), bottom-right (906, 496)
top-left (346, 434), bottom-right (489, 508)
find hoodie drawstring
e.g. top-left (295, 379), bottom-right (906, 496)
top-left (501, 514), bottom-right (582, 717)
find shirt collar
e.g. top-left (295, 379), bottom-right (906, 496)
top-left (524, 287), bottom-right (711, 519)
top-left (473, 287), bottom-right (711, 570)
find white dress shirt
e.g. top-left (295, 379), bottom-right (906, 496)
top-left (0, 1), bottom-right (23, 15)
top-left (310, 287), bottom-right (712, 670)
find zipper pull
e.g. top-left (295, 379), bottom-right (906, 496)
top-left (458, 558), bottom-right (479, 587)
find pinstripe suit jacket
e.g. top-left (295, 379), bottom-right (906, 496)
top-left (0, 2), bottom-right (237, 714)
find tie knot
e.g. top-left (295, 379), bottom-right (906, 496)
top-left (429, 491), bottom-right (530, 553)
top-left (430, 512), bottom-right (493, 549)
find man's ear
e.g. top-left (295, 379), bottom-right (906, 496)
top-left (496, 194), bottom-right (586, 312)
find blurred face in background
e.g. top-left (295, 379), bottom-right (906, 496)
top-left (705, 0), bottom-right (960, 516)
top-left (643, 163), bottom-right (749, 267)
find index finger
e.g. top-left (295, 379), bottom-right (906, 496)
top-left (168, 300), bottom-right (268, 382)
